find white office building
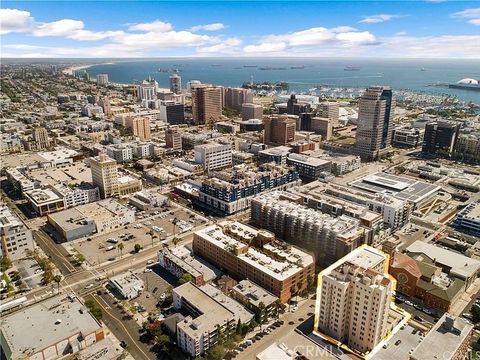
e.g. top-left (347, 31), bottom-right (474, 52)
top-left (194, 143), bottom-right (232, 170)
top-left (0, 206), bottom-right (34, 260)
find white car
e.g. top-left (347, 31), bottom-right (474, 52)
top-left (144, 268), bottom-right (153, 273)
top-left (146, 260), bottom-right (155, 265)
top-left (85, 284), bottom-right (94, 289)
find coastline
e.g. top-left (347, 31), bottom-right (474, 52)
top-left (62, 62), bottom-right (116, 76)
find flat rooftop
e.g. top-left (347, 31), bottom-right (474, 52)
top-left (232, 280), bottom-right (278, 307)
top-left (196, 221), bottom-right (314, 281)
top-left (0, 206), bottom-right (23, 229)
top-left (287, 153), bottom-right (331, 167)
top-left (162, 246), bottom-right (220, 282)
top-left (0, 295), bottom-right (102, 357)
top-left (258, 146), bottom-right (292, 156)
top-left (201, 284), bottom-right (254, 324)
top-left (406, 241), bottom-right (480, 279)
top-left (351, 172), bottom-right (440, 204)
top-left (174, 282), bottom-right (234, 337)
top-left (24, 188), bottom-right (62, 205)
top-left (410, 314), bottom-right (473, 360)
top-left (47, 207), bottom-right (93, 232)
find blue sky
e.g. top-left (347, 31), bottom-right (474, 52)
top-left (1, 1), bottom-right (479, 58)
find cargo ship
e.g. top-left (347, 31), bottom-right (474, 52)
top-left (344, 65), bottom-right (361, 71)
top-left (449, 78), bottom-right (480, 91)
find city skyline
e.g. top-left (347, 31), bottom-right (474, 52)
top-left (1, 1), bottom-right (480, 58)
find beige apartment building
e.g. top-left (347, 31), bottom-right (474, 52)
top-left (315, 246), bottom-right (393, 356)
top-left (90, 153), bottom-right (119, 199)
top-left (125, 116), bottom-right (151, 141)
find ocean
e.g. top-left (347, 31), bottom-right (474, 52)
top-left (84, 58), bottom-right (480, 103)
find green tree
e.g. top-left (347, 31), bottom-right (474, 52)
top-left (249, 319), bottom-right (258, 331)
top-left (155, 334), bottom-right (171, 351)
top-left (177, 273), bottom-right (193, 286)
top-left (206, 345), bottom-right (225, 360)
top-left (53, 274), bottom-right (62, 294)
top-left (0, 256), bottom-right (12, 272)
top-left (236, 319), bottom-right (242, 334)
top-left (75, 254), bottom-right (85, 265)
top-left (134, 243), bottom-right (142, 253)
top-left (118, 243), bottom-right (124, 258)
top-left (471, 304), bottom-right (480, 323)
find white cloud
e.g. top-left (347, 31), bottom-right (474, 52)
top-left (32, 19), bottom-right (123, 40)
top-left (0, 8), bottom-right (34, 34)
top-left (395, 31), bottom-right (408, 36)
top-left (196, 37), bottom-right (242, 55)
top-left (243, 26), bottom-right (378, 54)
top-left (127, 20), bottom-right (173, 32)
top-left (190, 23), bottom-right (225, 32)
top-left (243, 42), bottom-right (287, 53)
top-left (452, 8), bottom-right (480, 26)
top-left (360, 14), bottom-right (400, 24)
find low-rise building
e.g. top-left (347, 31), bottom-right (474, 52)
top-left (47, 208), bottom-right (96, 241)
top-left (393, 127), bottom-right (424, 148)
top-left (108, 271), bottom-right (144, 300)
top-left (0, 295), bottom-right (105, 360)
top-left (286, 153), bottom-right (331, 182)
top-left (410, 313), bottom-right (473, 360)
top-left (454, 201), bottom-right (480, 236)
top-left (0, 206), bottom-right (34, 260)
top-left (129, 191), bottom-right (169, 211)
top-left (158, 246), bottom-right (219, 285)
top-left (405, 241), bottom-right (480, 289)
top-left (231, 280), bottom-right (279, 318)
top-left (24, 188), bottom-right (65, 216)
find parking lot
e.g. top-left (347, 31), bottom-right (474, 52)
top-left (373, 324), bottom-right (424, 360)
top-left (15, 257), bottom-right (44, 290)
top-left (133, 265), bottom-right (176, 314)
top-left (69, 205), bottom-right (208, 266)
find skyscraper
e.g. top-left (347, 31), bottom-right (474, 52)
top-left (286, 94), bottom-right (311, 115)
top-left (137, 77), bottom-right (158, 101)
top-left (125, 117), bottom-right (151, 141)
top-left (169, 72), bottom-right (181, 94)
top-left (355, 86), bottom-right (394, 161)
top-left (90, 153), bottom-right (119, 199)
top-left (317, 102), bottom-right (339, 125)
top-left (32, 127), bottom-right (51, 149)
top-left (314, 246), bottom-right (394, 355)
top-left (263, 115), bottom-right (296, 145)
top-left (96, 74), bottom-right (109, 85)
top-left (191, 85), bottom-right (223, 124)
top-left (242, 103), bottom-right (263, 121)
top-left (224, 87), bottom-right (253, 112)
top-left (422, 121), bottom-right (460, 157)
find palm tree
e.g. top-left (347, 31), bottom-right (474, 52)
top-left (53, 275), bottom-right (62, 294)
top-left (118, 243), bottom-right (124, 258)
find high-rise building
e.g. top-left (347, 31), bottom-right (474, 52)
top-left (137, 77), bottom-right (158, 101)
top-left (263, 115), bottom-right (296, 145)
top-left (355, 86), bottom-right (394, 161)
top-left (194, 142), bottom-right (232, 170)
top-left (165, 128), bottom-right (182, 150)
top-left (422, 121), bottom-right (460, 157)
top-left (0, 206), bottom-right (34, 260)
top-left (241, 103), bottom-right (263, 121)
top-left (298, 112), bottom-right (313, 131)
top-left (314, 246), bottom-right (394, 355)
top-left (29, 126), bottom-right (51, 150)
top-left (224, 87), bottom-right (253, 112)
top-left (125, 117), bottom-right (151, 141)
top-left (97, 96), bottom-right (111, 116)
top-left (191, 85), bottom-right (223, 124)
top-left (286, 94), bottom-right (311, 115)
top-left (317, 102), bottom-right (339, 125)
top-left (169, 72), bottom-right (182, 94)
top-left (96, 73), bottom-right (109, 85)
top-left (311, 117), bottom-right (333, 141)
top-left (90, 153), bottom-right (118, 199)
top-left (159, 101), bottom-right (185, 124)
